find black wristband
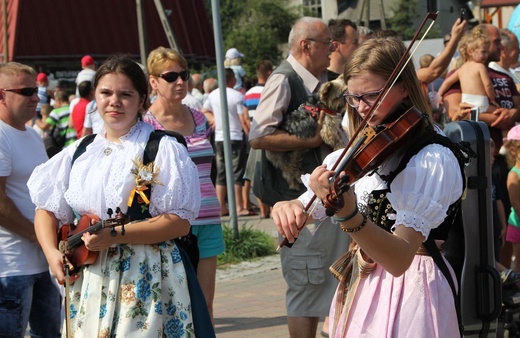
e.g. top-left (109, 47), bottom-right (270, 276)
top-left (332, 204), bottom-right (358, 222)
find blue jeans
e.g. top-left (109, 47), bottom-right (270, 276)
top-left (0, 271), bottom-right (61, 338)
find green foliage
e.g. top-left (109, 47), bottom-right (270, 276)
top-left (387, 0), bottom-right (419, 40)
top-left (226, 0), bottom-right (299, 78)
top-left (204, 0), bottom-right (299, 81)
top-left (218, 224), bottom-right (277, 266)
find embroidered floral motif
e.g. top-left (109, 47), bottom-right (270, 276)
top-left (127, 156), bottom-right (162, 207)
top-left (360, 188), bottom-right (396, 232)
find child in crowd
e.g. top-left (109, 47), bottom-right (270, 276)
top-left (439, 31), bottom-right (497, 114)
top-left (491, 139), bottom-right (508, 261)
top-left (504, 125), bottom-right (520, 273)
top-left (224, 48), bottom-right (246, 93)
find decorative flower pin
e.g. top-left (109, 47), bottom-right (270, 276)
top-left (127, 156), bottom-right (162, 207)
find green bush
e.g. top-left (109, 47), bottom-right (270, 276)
top-left (218, 224), bottom-right (277, 266)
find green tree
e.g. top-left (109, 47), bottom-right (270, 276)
top-left (387, 0), bottom-right (441, 40)
top-left (387, 0), bottom-right (419, 40)
top-left (204, 0), bottom-right (299, 82)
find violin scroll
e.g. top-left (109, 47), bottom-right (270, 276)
top-left (324, 174), bottom-right (351, 216)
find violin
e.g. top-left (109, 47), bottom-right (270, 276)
top-left (277, 12), bottom-right (439, 250)
top-left (58, 208), bottom-right (128, 272)
top-left (323, 105), bottom-right (430, 215)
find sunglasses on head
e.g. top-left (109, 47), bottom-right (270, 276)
top-left (158, 70), bottom-right (190, 83)
top-left (2, 87), bottom-right (38, 97)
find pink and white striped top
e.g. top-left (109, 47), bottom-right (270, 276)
top-left (142, 108), bottom-right (221, 226)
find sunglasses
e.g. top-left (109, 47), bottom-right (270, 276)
top-left (158, 70), bottom-right (190, 83)
top-left (2, 87), bottom-right (38, 97)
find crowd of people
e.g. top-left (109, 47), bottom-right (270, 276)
top-left (3, 8), bottom-right (520, 338)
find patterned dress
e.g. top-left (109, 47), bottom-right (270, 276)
top-left (28, 122), bottom-right (201, 338)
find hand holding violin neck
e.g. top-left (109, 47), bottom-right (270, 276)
top-left (324, 175), bottom-right (351, 216)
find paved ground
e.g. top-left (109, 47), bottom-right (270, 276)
top-left (215, 213), bottom-right (326, 338)
top-left (27, 213), bottom-right (327, 337)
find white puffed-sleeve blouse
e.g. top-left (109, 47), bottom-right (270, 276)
top-left (28, 121), bottom-right (201, 225)
top-left (299, 137), bottom-right (463, 239)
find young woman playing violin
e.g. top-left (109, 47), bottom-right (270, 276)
top-left (272, 36), bottom-right (464, 337)
top-left (27, 55), bottom-right (212, 337)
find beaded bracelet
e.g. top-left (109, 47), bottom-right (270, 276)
top-left (332, 204), bottom-right (359, 223)
top-left (340, 213), bottom-right (368, 233)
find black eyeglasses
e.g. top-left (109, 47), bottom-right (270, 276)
top-left (307, 38), bottom-right (334, 46)
top-left (2, 87), bottom-right (38, 97)
top-left (158, 70), bottom-right (190, 83)
top-left (343, 88), bottom-right (384, 108)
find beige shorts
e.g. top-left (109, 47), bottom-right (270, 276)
top-left (280, 218), bottom-right (351, 317)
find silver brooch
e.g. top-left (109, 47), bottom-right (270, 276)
top-left (104, 147), bottom-right (112, 156)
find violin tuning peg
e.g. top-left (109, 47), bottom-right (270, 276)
top-left (325, 208), bottom-right (335, 217)
top-left (110, 226), bottom-right (117, 237)
top-left (115, 207), bottom-right (121, 214)
top-left (120, 224), bottom-right (126, 236)
top-left (107, 208), bottom-right (113, 217)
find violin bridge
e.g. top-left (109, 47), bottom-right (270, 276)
top-left (58, 241), bottom-right (69, 254)
top-left (361, 127), bottom-right (376, 143)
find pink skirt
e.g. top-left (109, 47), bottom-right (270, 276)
top-left (506, 224), bottom-right (520, 243)
top-left (329, 254), bottom-right (459, 338)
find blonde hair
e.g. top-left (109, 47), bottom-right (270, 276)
top-left (146, 47), bottom-right (188, 77)
top-left (419, 54), bottom-right (434, 69)
top-left (504, 140), bottom-right (520, 167)
top-left (343, 36), bottom-right (431, 137)
top-left (459, 30), bottom-right (490, 62)
top-left (224, 58), bottom-right (241, 67)
top-left (0, 62), bottom-right (36, 85)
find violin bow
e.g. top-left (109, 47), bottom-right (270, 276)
top-left (63, 256), bottom-right (72, 338)
top-left (278, 11), bottom-right (439, 250)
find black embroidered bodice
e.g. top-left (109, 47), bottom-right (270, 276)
top-left (356, 130), bottom-right (470, 241)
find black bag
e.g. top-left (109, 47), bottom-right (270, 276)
top-left (443, 120), bottom-right (502, 337)
top-left (43, 123), bottom-right (66, 158)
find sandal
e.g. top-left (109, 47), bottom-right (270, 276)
top-left (239, 209), bottom-right (257, 216)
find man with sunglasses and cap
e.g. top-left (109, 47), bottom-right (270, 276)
top-left (0, 62), bottom-right (61, 337)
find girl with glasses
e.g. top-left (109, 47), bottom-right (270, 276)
top-left (272, 37), bottom-right (465, 337)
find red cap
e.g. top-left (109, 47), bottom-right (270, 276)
top-left (36, 72), bottom-right (48, 83)
top-left (81, 55), bottom-right (95, 67)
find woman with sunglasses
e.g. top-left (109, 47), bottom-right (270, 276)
top-left (143, 47), bottom-right (224, 325)
top-left (272, 37), bottom-right (465, 337)
top-left (27, 55), bottom-right (214, 337)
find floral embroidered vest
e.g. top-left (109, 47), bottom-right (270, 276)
top-left (359, 131), bottom-right (468, 241)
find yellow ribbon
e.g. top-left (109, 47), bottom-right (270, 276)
top-left (127, 185), bottom-right (150, 206)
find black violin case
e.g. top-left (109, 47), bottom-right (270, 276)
top-left (443, 120), bottom-right (502, 337)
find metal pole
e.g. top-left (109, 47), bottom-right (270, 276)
top-left (136, 0), bottom-right (147, 66)
top-left (153, 0), bottom-right (180, 51)
top-left (379, 0), bottom-right (386, 30)
top-left (211, 0), bottom-right (238, 235)
top-left (364, 0), bottom-right (370, 28)
top-left (3, 0), bottom-right (8, 62)
top-left (357, 0), bottom-right (365, 27)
